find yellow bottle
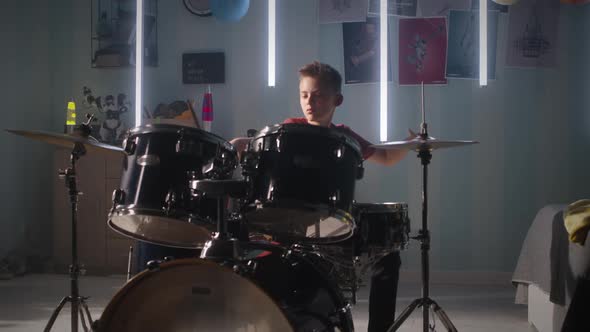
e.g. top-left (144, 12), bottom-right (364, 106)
top-left (65, 99), bottom-right (76, 134)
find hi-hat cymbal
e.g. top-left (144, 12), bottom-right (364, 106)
top-left (372, 135), bottom-right (478, 151)
top-left (6, 129), bottom-right (125, 155)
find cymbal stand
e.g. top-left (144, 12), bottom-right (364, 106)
top-left (387, 85), bottom-right (457, 332)
top-left (44, 118), bottom-right (95, 332)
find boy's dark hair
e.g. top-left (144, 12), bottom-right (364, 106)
top-left (298, 61), bottom-right (342, 93)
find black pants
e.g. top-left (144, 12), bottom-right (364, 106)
top-left (561, 278), bottom-right (590, 332)
top-left (368, 251), bottom-right (401, 332)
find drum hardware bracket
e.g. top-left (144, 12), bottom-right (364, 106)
top-left (198, 184), bottom-right (243, 260)
top-left (122, 136), bottom-right (137, 155)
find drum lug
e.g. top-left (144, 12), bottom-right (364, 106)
top-left (187, 170), bottom-right (201, 181)
top-left (339, 303), bottom-right (352, 314)
top-left (329, 190), bottom-right (340, 205)
top-left (123, 137), bottom-right (137, 155)
top-left (164, 190), bottom-right (177, 215)
top-left (146, 260), bottom-right (162, 271)
top-left (275, 136), bottom-right (282, 152)
top-left (232, 263), bottom-right (249, 276)
top-left (356, 163), bottom-right (364, 180)
top-left (111, 189), bottom-right (125, 211)
top-left (246, 260), bottom-right (259, 273)
top-left (334, 144), bottom-right (346, 159)
top-left (267, 183), bottom-right (275, 201)
top-left (240, 151), bottom-right (259, 177)
top-left (176, 129), bottom-right (201, 155)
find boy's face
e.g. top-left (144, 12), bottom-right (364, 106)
top-left (299, 76), bottom-right (342, 127)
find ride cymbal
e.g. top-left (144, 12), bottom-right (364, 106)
top-left (372, 135), bottom-right (478, 152)
top-left (6, 129), bottom-right (124, 155)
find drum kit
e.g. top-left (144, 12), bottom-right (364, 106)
top-left (7, 101), bottom-right (477, 332)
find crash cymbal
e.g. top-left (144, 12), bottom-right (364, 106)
top-left (372, 135), bottom-right (478, 151)
top-left (5, 129), bottom-right (125, 155)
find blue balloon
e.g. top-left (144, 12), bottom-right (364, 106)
top-left (210, 0), bottom-right (250, 22)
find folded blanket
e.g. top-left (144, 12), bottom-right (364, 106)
top-left (564, 199), bottom-right (590, 245)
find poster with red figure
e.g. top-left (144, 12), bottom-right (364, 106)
top-left (398, 17), bottom-right (448, 85)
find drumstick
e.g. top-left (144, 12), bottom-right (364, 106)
top-left (187, 99), bottom-right (201, 129)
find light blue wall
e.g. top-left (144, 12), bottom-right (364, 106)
top-left (3, 0), bottom-right (589, 273)
top-left (0, 0), bottom-right (53, 259)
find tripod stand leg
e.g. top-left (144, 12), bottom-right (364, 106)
top-left (386, 298), bottom-right (422, 332)
top-left (43, 296), bottom-right (71, 332)
top-left (430, 299), bottom-right (457, 332)
top-left (80, 298), bottom-right (94, 331)
top-left (79, 306), bottom-right (89, 332)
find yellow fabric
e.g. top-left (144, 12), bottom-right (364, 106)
top-left (564, 199), bottom-right (590, 245)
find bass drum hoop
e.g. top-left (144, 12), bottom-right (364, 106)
top-left (95, 258), bottom-right (294, 332)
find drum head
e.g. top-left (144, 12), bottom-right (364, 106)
top-left (109, 209), bottom-right (214, 249)
top-left (96, 259), bottom-right (294, 332)
top-left (245, 202), bottom-right (355, 244)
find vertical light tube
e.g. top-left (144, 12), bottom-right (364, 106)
top-left (268, 0), bottom-right (276, 87)
top-left (379, 0), bottom-right (388, 142)
top-left (135, 0), bottom-right (144, 125)
top-left (479, 0), bottom-right (487, 86)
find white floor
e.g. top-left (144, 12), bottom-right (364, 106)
top-left (0, 273), bottom-right (533, 332)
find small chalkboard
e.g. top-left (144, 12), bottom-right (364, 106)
top-left (182, 52), bottom-right (225, 84)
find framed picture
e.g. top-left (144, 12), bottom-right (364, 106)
top-left (91, 0), bottom-right (158, 68)
top-left (342, 17), bottom-right (392, 84)
top-left (182, 52), bottom-right (225, 84)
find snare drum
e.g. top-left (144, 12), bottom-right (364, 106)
top-left (108, 124), bottom-right (237, 249)
top-left (308, 203), bottom-right (410, 302)
top-left (241, 124), bottom-right (364, 243)
top-left (95, 246), bottom-right (354, 332)
top-left (354, 202), bottom-right (410, 255)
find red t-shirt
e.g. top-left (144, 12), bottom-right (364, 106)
top-left (283, 117), bottom-right (375, 160)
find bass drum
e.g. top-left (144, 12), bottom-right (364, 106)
top-left (96, 249), bottom-right (354, 332)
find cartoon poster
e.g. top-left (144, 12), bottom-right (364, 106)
top-left (343, 17), bottom-right (392, 84)
top-left (319, 0), bottom-right (368, 24)
top-left (367, 0), bottom-right (417, 17)
top-left (506, 0), bottom-right (560, 68)
top-left (398, 17), bottom-right (448, 85)
top-left (419, 0), bottom-right (470, 16)
top-left (446, 10), bottom-right (499, 80)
